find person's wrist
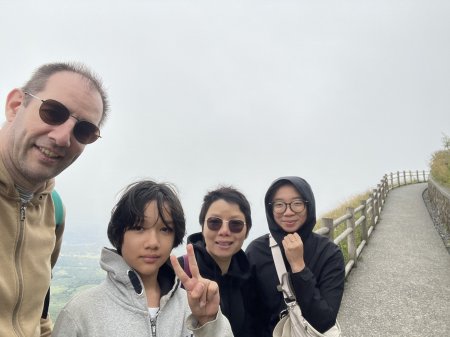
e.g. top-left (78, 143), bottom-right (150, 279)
top-left (291, 261), bottom-right (305, 273)
top-left (197, 314), bottom-right (216, 327)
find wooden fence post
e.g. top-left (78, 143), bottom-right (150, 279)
top-left (377, 183), bottom-right (384, 209)
top-left (378, 184), bottom-right (384, 211)
top-left (373, 188), bottom-right (380, 225)
top-left (397, 171), bottom-right (400, 187)
top-left (370, 193), bottom-right (376, 229)
top-left (403, 170), bottom-right (407, 185)
top-left (346, 207), bottom-right (357, 267)
top-left (360, 200), bottom-right (368, 242)
top-left (416, 170), bottom-right (419, 182)
top-left (384, 175), bottom-right (389, 198)
top-left (390, 172), bottom-right (393, 189)
top-left (322, 218), bottom-right (334, 241)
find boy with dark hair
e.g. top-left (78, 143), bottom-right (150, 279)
top-left (53, 180), bottom-right (233, 337)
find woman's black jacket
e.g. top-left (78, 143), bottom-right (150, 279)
top-left (178, 232), bottom-right (256, 337)
top-left (245, 176), bottom-right (345, 337)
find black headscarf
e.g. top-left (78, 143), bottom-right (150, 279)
top-left (264, 176), bottom-right (316, 247)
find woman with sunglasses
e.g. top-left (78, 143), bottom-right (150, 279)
top-left (179, 186), bottom-right (256, 337)
top-left (246, 176), bottom-right (345, 337)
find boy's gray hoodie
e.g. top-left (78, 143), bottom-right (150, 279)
top-left (53, 248), bottom-right (233, 337)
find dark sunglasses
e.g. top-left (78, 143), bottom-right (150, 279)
top-left (206, 217), bottom-right (246, 233)
top-left (24, 92), bottom-right (101, 144)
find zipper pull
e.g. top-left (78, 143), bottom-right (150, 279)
top-left (150, 318), bottom-right (156, 337)
top-left (20, 204), bottom-right (26, 221)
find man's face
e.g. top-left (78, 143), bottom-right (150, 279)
top-left (3, 71), bottom-right (103, 190)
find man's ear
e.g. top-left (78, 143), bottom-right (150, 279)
top-left (5, 89), bottom-right (25, 122)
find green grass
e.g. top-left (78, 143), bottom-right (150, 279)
top-left (430, 149), bottom-right (450, 188)
top-left (49, 245), bottom-right (105, 322)
top-left (315, 191), bottom-right (372, 264)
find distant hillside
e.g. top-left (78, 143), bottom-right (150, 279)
top-left (50, 241), bottom-right (105, 320)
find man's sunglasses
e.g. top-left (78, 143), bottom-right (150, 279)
top-left (24, 92), bottom-right (101, 144)
top-left (206, 217), bottom-right (246, 233)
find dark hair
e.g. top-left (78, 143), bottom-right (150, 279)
top-left (199, 186), bottom-right (252, 236)
top-left (21, 62), bottom-right (109, 126)
top-left (107, 180), bottom-right (185, 254)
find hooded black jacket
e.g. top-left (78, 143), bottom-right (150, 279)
top-left (245, 176), bottom-right (345, 336)
top-left (179, 233), bottom-right (256, 337)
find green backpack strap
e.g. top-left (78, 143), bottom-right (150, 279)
top-left (51, 189), bottom-right (64, 227)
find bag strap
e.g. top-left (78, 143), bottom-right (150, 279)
top-left (269, 235), bottom-right (296, 302)
top-left (42, 190), bottom-right (63, 319)
top-left (51, 189), bottom-right (63, 227)
top-left (270, 237), bottom-right (341, 335)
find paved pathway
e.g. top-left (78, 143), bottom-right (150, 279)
top-left (337, 183), bottom-right (450, 337)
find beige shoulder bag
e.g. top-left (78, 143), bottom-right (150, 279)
top-left (270, 235), bottom-right (341, 337)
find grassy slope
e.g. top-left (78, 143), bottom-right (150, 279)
top-left (430, 149), bottom-right (450, 188)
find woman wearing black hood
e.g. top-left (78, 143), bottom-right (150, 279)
top-left (179, 186), bottom-right (256, 337)
top-left (246, 176), bottom-right (345, 337)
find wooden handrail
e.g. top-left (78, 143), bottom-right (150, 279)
top-left (315, 170), bottom-right (429, 278)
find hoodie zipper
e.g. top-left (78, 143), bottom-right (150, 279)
top-left (150, 315), bottom-right (157, 337)
top-left (149, 309), bottom-right (160, 337)
top-left (12, 203), bottom-right (27, 337)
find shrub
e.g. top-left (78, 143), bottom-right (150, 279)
top-left (430, 150), bottom-right (450, 187)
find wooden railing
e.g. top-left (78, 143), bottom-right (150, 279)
top-left (314, 170), bottom-right (429, 278)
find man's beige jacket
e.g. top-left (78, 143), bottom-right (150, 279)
top-left (0, 158), bottom-right (64, 337)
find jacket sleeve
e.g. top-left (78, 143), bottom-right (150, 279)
top-left (40, 317), bottom-right (52, 337)
top-left (242, 270), bottom-right (259, 337)
top-left (245, 238), bottom-right (272, 337)
top-left (186, 308), bottom-right (234, 337)
top-left (52, 308), bottom-right (81, 337)
top-left (289, 246), bottom-right (345, 333)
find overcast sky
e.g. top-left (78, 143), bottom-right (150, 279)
top-left (1, 0), bottom-right (449, 252)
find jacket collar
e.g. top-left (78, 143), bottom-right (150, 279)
top-left (100, 248), bottom-right (179, 310)
top-left (0, 156), bottom-right (55, 202)
top-left (187, 232), bottom-right (251, 281)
